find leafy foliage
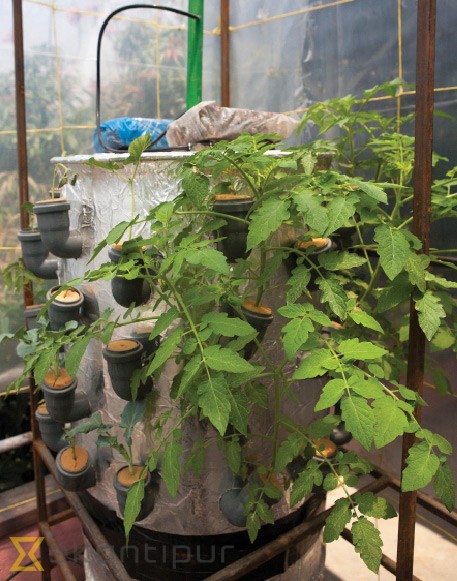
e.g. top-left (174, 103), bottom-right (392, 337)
top-left (5, 80), bottom-right (457, 573)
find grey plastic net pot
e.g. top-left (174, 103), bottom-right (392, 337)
top-left (329, 401), bottom-right (352, 446)
top-left (102, 339), bottom-right (153, 401)
top-left (113, 466), bottom-right (159, 521)
top-left (41, 377), bottom-right (91, 423)
top-left (55, 446), bottom-right (96, 492)
top-left (212, 195), bottom-right (253, 262)
top-left (130, 329), bottom-right (161, 361)
top-left (47, 286), bottom-right (84, 331)
top-left (219, 472), bottom-right (249, 528)
top-left (24, 304), bottom-right (45, 330)
top-left (240, 301), bottom-right (274, 360)
top-left (108, 245), bottom-right (152, 308)
top-left (33, 199), bottom-right (83, 259)
top-left (17, 229), bottom-right (58, 279)
top-left (35, 404), bottom-right (66, 452)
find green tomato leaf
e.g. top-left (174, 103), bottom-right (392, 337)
top-left (226, 439), bottom-right (242, 473)
top-left (246, 511), bottom-right (261, 543)
top-left (127, 133), bottom-right (151, 162)
top-left (203, 345), bottom-right (255, 373)
top-left (198, 374), bottom-right (231, 436)
top-left (161, 430), bottom-right (182, 497)
top-left (351, 517), bottom-right (383, 573)
top-left (123, 477), bottom-right (145, 543)
top-left (433, 462), bottom-right (456, 512)
top-left (346, 178), bottom-right (388, 204)
top-left (349, 310), bottom-right (384, 334)
top-left (293, 349), bottom-right (336, 380)
top-left (65, 335), bottom-right (91, 377)
top-left (355, 491), bottom-right (396, 519)
top-left (372, 397), bottom-right (410, 448)
top-left (186, 248), bottom-right (229, 275)
top-left (174, 355), bottom-right (202, 399)
top-left (405, 253), bottom-right (430, 292)
top-left (275, 434), bottom-right (303, 471)
top-left (281, 317), bottom-right (314, 360)
top-left (146, 328), bottom-right (183, 375)
top-left (181, 168), bottom-right (209, 205)
top-left (374, 224), bottom-right (411, 281)
top-left (287, 266), bottom-right (311, 303)
top-left (377, 273), bottom-right (412, 313)
top-left (314, 378), bottom-right (346, 411)
top-left (246, 198), bottom-right (290, 250)
top-left (323, 497), bottom-right (352, 542)
top-left (415, 291), bottom-right (446, 340)
top-left (324, 195), bottom-right (357, 237)
top-left (227, 389), bottom-right (249, 436)
top-left (339, 338), bottom-right (387, 361)
top-left (290, 459), bottom-right (323, 507)
top-left (317, 276), bottom-right (348, 320)
top-left (402, 441), bottom-right (440, 491)
top-left (201, 312), bottom-right (255, 337)
top-left (65, 412), bottom-right (106, 440)
top-left (292, 191), bottom-right (329, 233)
top-left (340, 396), bottom-right (374, 451)
top-left (120, 400), bottom-right (145, 447)
top-left (149, 307), bottom-right (180, 340)
top-left (34, 349), bottom-right (59, 385)
top-left (318, 251), bottom-right (366, 271)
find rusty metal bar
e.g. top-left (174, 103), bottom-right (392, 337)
top-left (12, 1), bottom-right (50, 577)
top-left (13, 0), bottom-right (30, 233)
top-left (220, 0), bottom-right (230, 106)
top-left (396, 1), bottom-right (436, 579)
top-left (34, 439), bottom-right (131, 581)
top-left (39, 521), bottom-right (77, 581)
top-left (48, 508), bottom-right (76, 526)
top-left (340, 528), bottom-right (423, 581)
top-left (205, 475), bottom-right (390, 581)
top-left (372, 466), bottom-right (457, 529)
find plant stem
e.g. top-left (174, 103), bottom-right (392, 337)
top-left (255, 243), bottom-right (267, 306)
top-left (176, 210), bottom-right (249, 224)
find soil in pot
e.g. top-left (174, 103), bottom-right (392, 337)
top-left (212, 194), bottom-right (253, 261)
top-left (240, 299), bottom-right (274, 360)
top-left (103, 339), bottom-right (153, 401)
top-left (56, 445), bottom-right (96, 491)
top-left (114, 465), bottom-right (158, 521)
top-left (47, 285), bottom-right (84, 331)
top-left (108, 244), bottom-right (153, 308)
top-left (44, 368), bottom-right (72, 389)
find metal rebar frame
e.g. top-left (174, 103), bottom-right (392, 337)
top-left (12, 0), bottom-right (455, 580)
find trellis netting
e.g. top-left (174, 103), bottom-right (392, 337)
top-left (1, 0), bottom-right (456, 371)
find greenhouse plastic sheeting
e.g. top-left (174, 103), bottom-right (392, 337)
top-left (93, 117), bottom-right (171, 152)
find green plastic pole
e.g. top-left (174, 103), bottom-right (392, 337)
top-left (186, 0), bottom-right (204, 108)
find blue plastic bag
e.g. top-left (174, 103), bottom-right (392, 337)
top-left (93, 117), bottom-right (171, 152)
